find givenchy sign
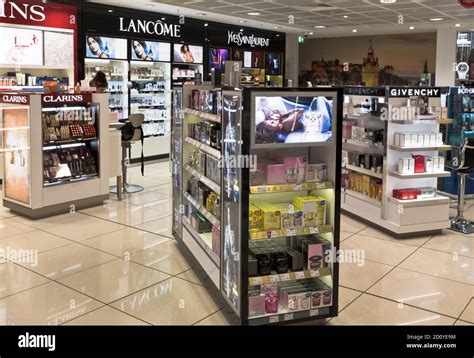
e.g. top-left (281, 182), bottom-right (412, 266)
top-left (0, 0), bottom-right (45, 22)
top-left (227, 31), bottom-right (270, 48)
top-left (119, 17), bottom-right (181, 38)
top-left (0, 94), bottom-right (29, 104)
top-left (389, 87), bottom-right (441, 98)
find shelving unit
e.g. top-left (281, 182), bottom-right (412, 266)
top-left (342, 86), bottom-right (451, 236)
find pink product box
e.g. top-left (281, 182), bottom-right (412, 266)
top-left (212, 226), bottom-right (220, 257)
top-left (249, 294), bottom-right (265, 317)
top-left (264, 163), bottom-right (287, 185)
top-left (283, 156), bottom-right (308, 169)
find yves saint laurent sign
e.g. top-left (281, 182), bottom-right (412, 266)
top-left (0, 94), bottom-right (29, 105)
top-left (389, 87), bottom-right (441, 98)
top-left (227, 31), bottom-right (270, 48)
top-left (119, 17), bottom-right (181, 38)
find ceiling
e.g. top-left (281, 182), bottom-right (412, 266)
top-left (88, 0), bottom-right (474, 37)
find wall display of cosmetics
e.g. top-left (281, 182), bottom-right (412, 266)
top-left (392, 187), bottom-right (436, 201)
top-left (249, 277), bottom-right (332, 317)
top-left (43, 145), bottom-right (97, 184)
top-left (342, 170), bottom-right (383, 202)
top-left (188, 149), bottom-right (221, 186)
top-left (186, 176), bottom-right (221, 221)
top-left (173, 68), bottom-right (197, 81)
top-left (0, 73), bottom-right (69, 88)
top-left (130, 96), bottom-right (166, 107)
top-left (250, 196), bottom-right (326, 232)
top-left (131, 81), bottom-right (167, 93)
top-left (397, 155), bottom-right (445, 175)
top-left (131, 67), bottom-right (166, 80)
top-left (394, 132), bottom-right (444, 148)
top-left (190, 89), bottom-right (222, 115)
top-left (85, 64), bottom-right (123, 79)
top-left (342, 151), bottom-right (383, 174)
top-left (107, 81), bottom-right (124, 93)
top-left (42, 108), bottom-right (97, 143)
top-left (345, 97), bottom-right (384, 116)
top-left (188, 121), bottom-right (222, 151)
top-left (343, 123), bottom-right (384, 146)
top-left (142, 122), bottom-right (167, 137)
top-left (250, 155), bottom-right (327, 187)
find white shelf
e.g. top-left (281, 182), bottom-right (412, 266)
top-left (389, 144), bottom-right (451, 152)
top-left (183, 219), bottom-right (219, 267)
top-left (184, 137), bottom-right (221, 159)
top-left (389, 195), bottom-right (449, 208)
top-left (343, 164), bottom-right (383, 179)
top-left (250, 181), bottom-right (333, 194)
top-left (185, 165), bottom-right (220, 194)
top-left (184, 108), bottom-right (221, 123)
top-left (248, 267), bottom-right (332, 286)
top-left (249, 225), bottom-right (332, 241)
top-left (345, 113), bottom-right (382, 122)
top-left (184, 192), bottom-right (220, 228)
top-left (344, 189), bottom-right (382, 207)
top-left (343, 139), bottom-right (384, 151)
top-left (388, 170), bottom-right (451, 179)
top-left (249, 306), bottom-right (331, 325)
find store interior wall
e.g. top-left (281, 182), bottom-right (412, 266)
top-left (285, 34), bottom-right (299, 86)
top-left (435, 28), bottom-right (457, 86)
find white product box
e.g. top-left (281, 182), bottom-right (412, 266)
top-left (423, 134), bottom-right (431, 147)
top-left (398, 158), bottom-right (415, 174)
top-left (394, 133), bottom-right (400, 146)
top-left (436, 133), bottom-right (443, 146)
top-left (429, 133), bottom-right (437, 147)
top-left (417, 134), bottom-right (425, 147)
top-left (411, 134), bottom-right (419, 147)
top-left (425, 156), bottom-right (434, 173)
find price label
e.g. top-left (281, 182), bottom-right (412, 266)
top-left (270, 231), bottom-right (277, 239)
top-left (293, 184), bottom-right (303, 191)
top-left (269, 316), bottom-right (279, 324)
top-left (295, 271), bottom-right (305, 279)
top-left (310, 309), bottom-right (319, 317)
top-left (284, 313), bottom-right (294, 321)
top-left (257, 186), bottom-right (266, 193)
top-left (280, 273), bottom-right (291, 281)
top-left (251, 277), bottom-right (263, 285)
top-left (269, 275), bottom-right (279, 283)
top-left (310, 270), bottom-right (320, 277)
top-left (316, 182), bottom-right (326, 189)
top-left (286, 229), bottom-right (296, 236)
top-left (310, 227), bottom-right (319, 234)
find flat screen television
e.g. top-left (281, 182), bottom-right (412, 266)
top-left (131, 40), bottom-right (170, 62)
top-left (266, 52), bottom-right (282, 75)
top-left (251, 92), bottom-right (335, 148)
top-left (209, 47), bottom-right (230, 70)
top-left (173, 43), bottom-right (203, 64)
top-left (233, 49), bottom-right (263, 69)
top-left (85, 35), bottom-right (127, 60)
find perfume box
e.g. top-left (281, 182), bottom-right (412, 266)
top-left (264, 163), bottom-right (286, 185)
top-left (254, 202), bottom-right (281, 231)
top-left (248, 293), bottom-right (265, 317)
top-left (287, 249), bottom-right (304, 271)
top-left (395, 133), bottom-right (412, 147)
top-left (412, 155), bottom-right (425, 173)
top-left (273, 203), bottom-right (293, 230)
top-left (424, 134), bottom-right (431, 147)
top-left (429, 133), bottom-right (437, 146)
top-left (417, 134), bottom-right (426, 147)
top-left (212, 225), bottom-right (220, 257)
top-left (306, 163), bottom-right (327, 182)
top-left (419, 187), bottom-right (436, 198)
top-left (342, 150), bottom-right (349, 166)
top-left (398, 157), bottom-right (415, 174)
top-left (393, 188), bottom-right (421, 200)
top-left (307, 239), bottom-right (331, 271)
top-left (249, 255), bottom-right (258, 276)
top-left (249, 203), bottom-right (264, 231)
top-left (293, 196), bottom-right (326, 227)
top-left (411, 134), bottom-right (419, 147)
top-left (436, 133), bottom-right (443, 146)
top-left (425, 156), bottom-right (434, 173)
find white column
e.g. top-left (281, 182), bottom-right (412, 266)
top-left (285, 34), bottom-right (299, 86)
top-left (435, 28), bottom-right (457, 86)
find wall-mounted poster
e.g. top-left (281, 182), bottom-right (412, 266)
top-left (44, 31), bottom-right (74, 69)
top-left (173, 43), bottom-right (203, 64)
top-left (266, 52), bottom-right (282, 75)
top-left (131, 40), bottom-right (171, 62)
top-left (85, 35), bottom-right (127, 59)
top-left (0, 27), bottom-right (43, 66)
top-left (233, 49), bottom-right (263, 69)
top-left (209, 47), bottom-right (230, 70)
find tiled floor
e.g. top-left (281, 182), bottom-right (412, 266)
top-left (0, 161), bottom-right (472, 325)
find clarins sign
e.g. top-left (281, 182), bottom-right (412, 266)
top-left (227, 31), bottom-right (270, 48)
top-left (42, 94), bottom-right (92, 105)
top-left (119, 17), bottom-right (181, 38)
top-left (0, 0), bottom-right (76, 30)
top-left (0, 94), bottom-right (29, 105)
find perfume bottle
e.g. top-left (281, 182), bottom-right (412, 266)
top-left (286, 168), bottom-right (297, 183)
top-left (265, 293), bottom-right (279, 314)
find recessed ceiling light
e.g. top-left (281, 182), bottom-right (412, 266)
top-left (343, 15), bottom-right (349, 18)
top-left (409, 26), bottom-right (415, 30)
top-left (197, 13), bottom-right (207, 16)
top-left (309, 32), bottom-right (314, 35)
top-left (240, 28), bottom-right (244, 32)
top-left (248, 12), bottom-right (261, 16)
top-left (274, 26), bottom-right (281, 29)
top-left (352, 29), bottom-right (357, 33)
top-left (204, 23), bottom-right (208, 27)
top-left (161, 17), bottom-right (166, 21)
top-left (314, 25), bottom-right (326, 28)
top-left (430, 18), bottom-right (443, 21)
top-left (108, 9), bottom-right (113, 13)
top-left (380, 0), bottom-right (396, 3)
top-left (455, 23), bottom-right (461, 27)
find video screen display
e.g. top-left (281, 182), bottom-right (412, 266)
top-left (0, 27), bottom-right (43, 66)
top-left (173, 43), bottom-right (203, 64)
top-left (233, 49), bottom-right (263, 69)
top-left (131, 40), bottom-right (170, 62)
top-left (266, 52), bottom-right (282, 75)
top-left (85, 35), bottom-right (127, 59)
top-left (209, 47), bottom-right (230, 70)
top-left (254, 96), bottom-right (333, 145)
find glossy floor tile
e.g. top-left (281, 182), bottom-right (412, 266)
top-left (0, 282), bottom-right (103, 325)
top-left (58, 259), bottom-right (170, 303)
top-left (123, 190), bottom-right (170, 206)
top-left (399, 248), bottom-right (474, 286)
top-left (111, 278), bottom-right (221, 325)
top-left (341, 234), bottom-right (417, 266)
top-left (368, 268), bottom-right (474, 318)
top-left (338, 287), bottom-right (362, 311)
top-left (0, 262), bottom-right (50, 299)
top-left (340, 215), bottom-right (367, 233)
top-left (339, 258), bottom-right (393, 291)
top-left (133, 216), bottom-right (173, 238)
top-left (460, 300), bottom-right (474, 323)
top-left (424, 232), bottom-right (474, 258)
top-left (0, 219), bottom-right (36, 239)
top-left (64, 306), bottom-right (149, 326)
top-left (177, 268), bottom-right (210, 287)
top-left (92, 206), bottom-right (169, 227)
top-left (16, 243), bottom-right (116, 280)
top-left (81, 228), bottom-right (170, 257)
top-left (358, 226), bottom-right (433, 247)
top-left (130, 240), bottom-right (192, 275)
top-left (340, 230), bottom-right (354, 242)
top-left (194, 309), bottom-right (238, 325)
top-left (331, 294), bottom-right (456, 326)
top-left (0, 230), bottom-right (72, 255)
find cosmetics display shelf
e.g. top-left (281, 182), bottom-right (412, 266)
top-left (343, 139), bottom-right (385, 151)
top-left (249, 181), bottom-right (333, 194)
top-left (184, 192), bottom-right (220, 228)
top-left (43, 137), bottom-right (97, 146)
top-left (389, 195), bottom-right (449, 207)
top-left (388, 170), bottom-right (451, 179)
top-left (182, 219), bottom-right (220, 267)
top-left (0, 86), bottom-right (44, 92)
top-left (131, 91), bottom-right (167, 95)
top-left (183, 108), bottom-right (221, 123)
top-left (343, 164), bottom-right (383, 179)
top-left (184, 137), bottom-right (221, 159)
top-left (130, 77), bottom-right (167, 82)
top-left (185, 165), bottom-right (220, 194)
top-left (248, 267), bottom-right (332, 286)
top-left (250, 226), bottom-right (333, 241)
top-left (249, 306), bottom-right (331, 326)
top-left (345, 113), bottom-right (383, 122)
top-left (136, 105), bottom-right (167, 110)
top-left (343, 189), bottom-right (382, 208)
top-left (389, 144), bottom-right (452, 152)
top-left (43, 173), bottom-right (98, 188)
